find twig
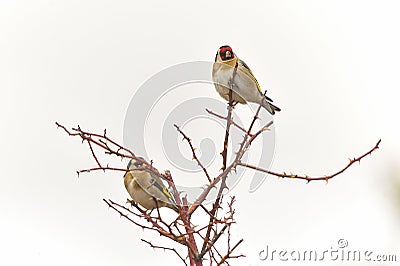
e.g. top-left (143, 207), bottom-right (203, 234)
top-left (188, 92), bottom-right (269, 216)
top-left (221, 89), bottom-right (235, 171)
top-left (141, 239), bottom-right (188, 266)
top-left (206, 109), bottom-right (248, 135)
top-left (198, 224), bottom-right (228, 260)
top-left (239, 139), bottom-right (381, 183)
top-left (103, 199), bottom-right (186, 246)
top-left (200, 89), bottom-right (235, 260)
top-left (56, 122), bottom-right (167, 180)
top-left (86, 138), bottom-right (102, 168)
top-left (77, 167), bottom-right (128, 175)
top-left (174, 124), bottom-right (212, 183)
top-left (56, 122), bottom-right (135, 157)
top-left (217, 239), bottom-right (244, 266)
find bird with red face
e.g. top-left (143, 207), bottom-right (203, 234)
top-left (212, 45), bottom-right (280, 115)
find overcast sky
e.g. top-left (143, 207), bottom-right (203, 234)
top-left (1, 1), bottom-right (399, 265)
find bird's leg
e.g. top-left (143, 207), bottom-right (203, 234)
top-left (152, 197), bottom-right (162, 218)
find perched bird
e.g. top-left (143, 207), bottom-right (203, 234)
top-left (212, 45), bottom-right (281, 115)
top-left (124, 158), bottom-right (179, 213)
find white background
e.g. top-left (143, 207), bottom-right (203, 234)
top-left (1, 1), bottom-right (399, 265)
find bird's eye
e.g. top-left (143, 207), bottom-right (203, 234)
top-left (226, 51), bottom-right (231, 57)
top-left (134, 161), bottom-right (143, 167)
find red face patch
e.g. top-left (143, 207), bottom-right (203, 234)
top-left (219, 46), bottom-right (232, 54)
top-left (219, 45), bottom-right (234, 61)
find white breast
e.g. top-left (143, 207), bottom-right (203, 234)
top-left (126, 177), bottom-right (157, 210)
top-left (213, 62), bottom-right (262, 103)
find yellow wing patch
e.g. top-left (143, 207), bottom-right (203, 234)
top-left (238, 59), bottom-right (263, 94)
top-left (163, 187), bottom-right (173, 200)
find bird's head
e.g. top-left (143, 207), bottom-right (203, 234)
top-left (215, 45), bottom-right (235, 62)
top-left (127, 157), bottom-right (145, 170)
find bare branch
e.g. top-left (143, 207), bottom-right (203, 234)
top-left (217, 239), bottom-right (244, 266)
top-left (239, 139), bottom-right (381, 183)
top-left (56, 122), bottom-right (135, 157)
top-left (141, 239), bottom-right (188, 266)
top-left (78, 167), bottom-right (128, 174)
top-left (103, 199), bottom-right (187, 246)
top-left (57, 76), bottom-right (381, 266)
top-left (188, 92), bottom-right (271, 216)
top-left (198, 224), bottom-right (228, 260)
top-left (206, 109), bottom-right (248, 135)
top-left (200, 89), bottom-right (235, 260)
top-left (174, 124), bottom-right (212, 183)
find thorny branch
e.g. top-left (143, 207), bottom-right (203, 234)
top-left (174, 124), bottom-right (212, 183)
top-left (57, 73), bottom-right (381, 266)
top-left (187, 91), bottom-right (269, 217)
top-left (200, 89), bottom-right (235, 261)
top-left (141, 239), bottom-right (188, 266)
top-left (238, 139), bottom-right (381, 183)
top-left (206, 108), bottom-right (248, 135)
top-left (103, 199), bottom-right (187, 246)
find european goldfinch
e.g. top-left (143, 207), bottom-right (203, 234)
top-left (124, 158), bottom-right (179, 213)
top-left (212, 45), bottom-right (281, 115)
